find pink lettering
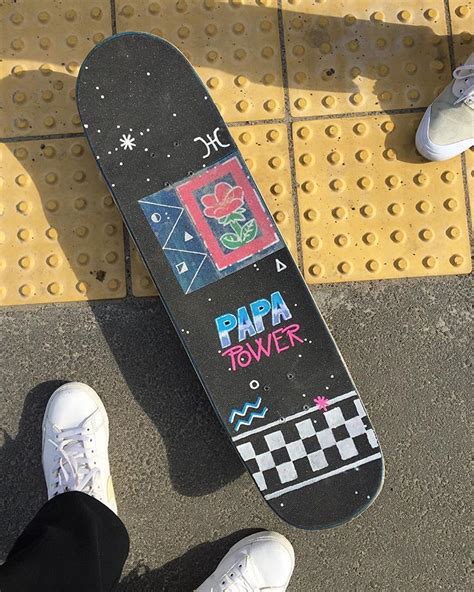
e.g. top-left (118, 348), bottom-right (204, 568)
top-left (272, 328), bottom-right (290, 354)
top-left (221, 323), bottom-right (304, 371)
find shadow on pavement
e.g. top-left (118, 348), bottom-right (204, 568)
top-left (0, 380), bottom-right (64, 559)
top-left (117, 529), bottom-right (261, 592)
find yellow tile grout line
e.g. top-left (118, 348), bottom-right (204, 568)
top-left (276, 0), bottom-right (304, 272)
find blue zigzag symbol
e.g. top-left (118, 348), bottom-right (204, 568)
top-left (228, 396), bottom-right (268, 432)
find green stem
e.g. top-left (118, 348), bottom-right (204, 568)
top-left (230, 221), bottom-right (243, 240)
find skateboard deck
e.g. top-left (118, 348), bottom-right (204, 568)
top-left (77, 32), bottom-right (383, 530)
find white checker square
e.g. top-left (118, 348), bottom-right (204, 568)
top-left (286, 439), bottom-right (307, 461)
top-left (237, 442), bottom-right (256, 461)
top-left (337, 438), bottom-right (358, 460)
top-left (276, 461), bottom-right (298, 483)
top-left (346, 416), bottom-right (366, 438)
top-left (254, 471), bottom-right (267, 492)
top-left (366, 429), bottom-right (379, 449)
top-left (324, 407), bottom-right (345, 428)
top-left (317, 428), bottom-right (337, 449)
top-left (308, 450), bottom-right (328, 472)
top-left (264, 430), bottom-right (286, 451)
top-left (256, 451), bottom-right (276, 471)
top-left (296, 418), bottom-right (316, 439)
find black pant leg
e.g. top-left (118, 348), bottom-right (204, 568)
top-left (0, 491), bottom-right (129, 592)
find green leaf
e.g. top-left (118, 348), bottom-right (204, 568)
top-left (241, 219), bottom-right (258, 244)
top-left (220, 212), bottom-right (246, 226)
top-left (221, 233), bottom-right (244, 250)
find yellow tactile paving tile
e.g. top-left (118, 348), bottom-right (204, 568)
top-left (293, 113), bottom-right (472, 283)
top-left (115, 0), bottom-right (284, 122)
top-left (283, 0), bottom-right (452, 117)
top-left (0, 139), bottom-right (126, 305)
top-left (448, 0), bottom-right (473, 64)
top-left (130, 241), bottom-right (157, 297)
top-left (1, 0), bottom-right (112, 138)
top-left (130, 122), bottom-right (296, 296)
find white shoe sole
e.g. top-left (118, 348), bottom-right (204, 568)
top-left (416, 106), bottom-right (474, 161)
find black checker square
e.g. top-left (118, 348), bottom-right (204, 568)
top-left (271, 446), bottom-right (292, 466)
top-left (332, 425), bottom-right (350, 442)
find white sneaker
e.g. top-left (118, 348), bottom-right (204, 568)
top-left (42, 382), bottom-right (117, 514)
top-left (195, 531), bottom-right (295, 592)
top-left (416, 53), bottom-right (474, 161)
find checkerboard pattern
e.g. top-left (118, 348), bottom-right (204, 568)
top-left (236, 394), bottom-right (379, 498)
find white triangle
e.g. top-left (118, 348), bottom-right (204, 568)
top-left (276, 258), bottom-right (287, 272)
top-left (176, 261), bottom-right (189, 274)
top-left (184, 231), bottom-right (193, 242)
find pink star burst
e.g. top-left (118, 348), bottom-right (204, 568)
top-left (314, 396), bottom-right (330, 412)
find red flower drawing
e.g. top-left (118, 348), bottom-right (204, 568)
top-left (201, 182), bottom-right (244, 219)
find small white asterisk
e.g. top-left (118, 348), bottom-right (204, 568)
top-left (119, 133), bottom-right (136, 150)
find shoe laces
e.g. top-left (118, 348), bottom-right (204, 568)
top-left (48, 426), bottom-right (100, 497)
top-left (218, 560), bottom-right (256, 592)
top-left (453, 63), bottom-right (474, 105)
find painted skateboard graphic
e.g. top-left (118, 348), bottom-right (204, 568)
top-left (77, 33), bottom-right (383, 530)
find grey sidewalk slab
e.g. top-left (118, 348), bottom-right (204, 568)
top-left (0, 276), bottom-right (471, 591)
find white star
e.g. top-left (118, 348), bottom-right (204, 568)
top-left (119, 133), bottom-right (136, 151)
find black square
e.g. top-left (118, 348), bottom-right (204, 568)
top-left (252, 436), bottom-right (271, 456)
top-left (271, 447), bottom-right (291, 465)
top-left (300, 435), bottom-right (321, 454)
top-left (332, 425), bottom-right (350, 441)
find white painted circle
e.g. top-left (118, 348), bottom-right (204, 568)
top-left (151, 213), bottom-right (161, 223)
top-left (249, 380), bottom-right (260, 390)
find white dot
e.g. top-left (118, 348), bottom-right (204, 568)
top-left (97, 129), bottom-right (101, 133)
top-left (146, 128), bottom-right (150, 132)
top-left (146, 178), bottom-right (150, 182)
top-left (302, 393), bottom-right (306, 397)
top-left (84, 124), bottom-right (89, 128)
top-left (129, 128), bottom-right (133, 132)
top-left (325, 386), bottom-right (329, 390)
top-left (111, 183), bottom-right (115, 187)
top-left (96, 155), bottom-right (100, 159)
top-left (208, 298), bottom-right (212, 301)
top-left (100, 95), bottom-right (104, 99)
top-left (115, 147), bottom-right (118, 151)
top-left (85, 66), bottom-right (88, 69)
top-left (119, 162), bottom-right (123, 166)
top-left (146, 72), bottom-right (150, 76)
top-left (144, 148), bottom-right (149, 152)
top-left (355, 491), bottom-right (358, 495)
top-left (140, 131), bottom-right (144, 136)
top-left (167, 154), bottom-right (170, 158)
top-left (117, 125), bottom-right (121, 128)
top-left (280, 503), bottom-right (284, 507)
top-left (95, 86), bottom-right (99, 90)
top-left (172, 113), bottom-right (176, 117)
top-left (330, 374), bottom-right (335, 379)
top-left (186, 330), bottom-right (190, 334)
top-left (367, 495), bottom-right (371, 499)
top-left (108, 151), bottom-right (111, 155)
top-left (294, 303), bottom-right (298, 307)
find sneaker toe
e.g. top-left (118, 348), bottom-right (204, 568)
top-left (45, 382), bottom-right (100, 430)
top-left (249, 535), bottom-right (295, 588)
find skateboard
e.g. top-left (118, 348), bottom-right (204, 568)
top-left (77, 32), bottom-right (384, 530)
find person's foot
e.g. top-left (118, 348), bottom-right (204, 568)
top-left (416, 52), bottom-right (474, 161)
top-left (195, 531), bottom-right (294, 592)
top-left (42, 382), bottom-right (117, 513)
